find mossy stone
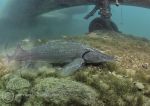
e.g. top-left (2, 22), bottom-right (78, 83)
top-left (6, 76), bottom-right (30, 92)
top-left (32, 77), bottom-right (99, 106)
top-left (0, 90), bottom-right (15, 104)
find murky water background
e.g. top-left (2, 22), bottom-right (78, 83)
top-left (0, 0), bottom-right (150, 47)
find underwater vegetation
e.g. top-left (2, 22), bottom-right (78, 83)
top-left (0, 31), bottom-right (150, 106)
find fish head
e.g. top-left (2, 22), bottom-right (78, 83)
top-left (83, 49), bottom-right (114, 63)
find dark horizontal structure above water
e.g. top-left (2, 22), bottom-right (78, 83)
top-left (6, 0), bottom-right (150, 20)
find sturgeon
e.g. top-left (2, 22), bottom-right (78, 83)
top-left (8, 40), bottom-right (114, 76)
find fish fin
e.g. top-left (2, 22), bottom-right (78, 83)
top-left (23, 61), bottom-right (35, 68)
top-left (6, 54), bottom-right (13, 63)
top-left (15, 43), bottom-right (26, 55)
top-left (59, 58), bottom-right (85, 76)
top-left (3, 42), bottom-right (11, 63)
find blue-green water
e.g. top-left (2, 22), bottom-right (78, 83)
top-left (0, 1), bottom-right (150, 44)
top-left (111, 5), bottom-right (150, 39)
top-left (59, 5), bottom-right (150, 39)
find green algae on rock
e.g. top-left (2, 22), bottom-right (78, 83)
top-left (0, 90), bottom-right (14, 103)
top-left (0, 76), bottom-right (31, 105)
top-left (31, 78), bottom-right (99, 106)
top-left (6, 76), bottom-right (30, 92)
top-left (0, 76), bottom-right (100, 106)
top-left (73, 68), bottom-right (142, 106)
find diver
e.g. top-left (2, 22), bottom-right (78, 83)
top-left (99, 0), bottom-right (112, 19)
top-left (86, 0), bottom-right (120, 32)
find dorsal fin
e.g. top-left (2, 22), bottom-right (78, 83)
top-left (15, 43), bottom-right (26, 55)
top-left (5, 43), bottom-right (26, 63)
top-left (6, 54), bottom-right (13, 63)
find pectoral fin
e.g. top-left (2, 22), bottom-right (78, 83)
top-left (60, 58), bottom-right (85, 76)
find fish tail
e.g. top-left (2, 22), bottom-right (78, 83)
top-left (3, 42), bottom-right (12, 63)
top-left (6, 54), bottom-right (13, 63)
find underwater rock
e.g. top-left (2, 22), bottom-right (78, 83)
top-left (126, 69), bottom-right (136, 77)
top-left (134, 82), bottom-right (145, 90)
top-left (87, 32), bottom-right (99, 38)
top-left (142, 63), bottom-right (149, 69)
top-left (1, 73), bottom-right (20, 87)
top-left (0, 76), bottom-right (31, 104)
top-left (0, 81), bottom-right (3, 89)
top-left (144, 86), bottom-right (150, 97)
top-left (123, 95), bottom-right (141, 106)
top-left (117, 98), bottom-right (126, 106)
top-left (31, 78), bottom-right (99, 106)
top-left (23, 96), bottom-right (44, 106)
top-left (6, 76), bottom-right (30, 92)
top-left (0, 90), bottom-right (15, 104)
top-left (98, 80), bottom-right (110, 91)
top-left (111, 72), bottom-right (123, 78)
top-left (142, 96), bottom-right (150, 106)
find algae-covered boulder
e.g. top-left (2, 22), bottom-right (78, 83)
top-left (0, 71), bottom-right (100, 106)
top-left (0, 90), bottom-right (15, 105)
top-left (6, 76), bottom-right (30, 92)
top-left (4, 76), bottom-right (30, 104)
top-left (30, 78), bottom-right (99, 106)
top-left (0, 76), bottom-right (31, 104)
